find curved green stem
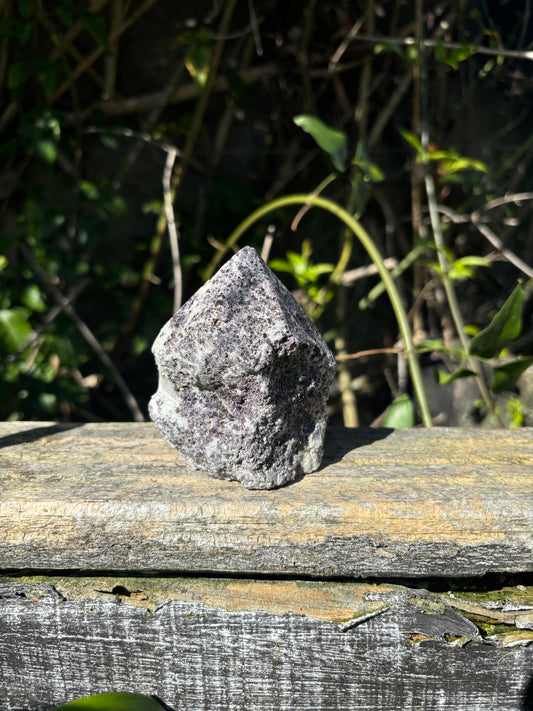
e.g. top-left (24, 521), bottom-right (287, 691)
top-left (205, 194), bottom-right (433, 427)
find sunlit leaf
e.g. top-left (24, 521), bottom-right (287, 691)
top-left (448, 255), bottom-right (490, 280)
top-left (22, 285), bottom-right (47, 313)
top-left (399, 128), bottom-right (422, 157)
top-left (268, 258), bottom-right (292, 273)
top-left (294, 115), bottom-right (348, 172)
top-left (437, 368), bottom-right (476, 385)
top-left (52, 692), bottom-right (165, 711)
top-left (35, 139), bottom-right (57, 164)
top-left (186, 46), bottom-right (211, 87)
top-left (352, 142), bottom-right (384, 182)
top-left (469, 283), bottom-right (526, 358)
top-left (382, 394), bottom-right (415, 428)
top-left (304, 263), bottom-right (335, 280)
top-left (440, 156), bottom-right (487, 174)
top-left (491, 357), bottom-right (533, 393)
top-left (0, 308), bottom-right (32, 353)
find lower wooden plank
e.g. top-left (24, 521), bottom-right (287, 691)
top-left (0, 423), bottom-right (532, 577)
top-left (1, 577), bottom-right (532, 711)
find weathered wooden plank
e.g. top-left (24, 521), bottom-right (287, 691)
top-left (1, 576), bottom-right (532, 711)
top-left (0, 422), bottom-right (532, 577)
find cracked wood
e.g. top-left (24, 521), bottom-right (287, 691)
top-left (0, 577), bottom-right (532, 711)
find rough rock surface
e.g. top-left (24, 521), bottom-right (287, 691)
top-left (149, 246), bottom-right (336, 489)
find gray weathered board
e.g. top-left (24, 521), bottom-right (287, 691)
top-left (0, 422), bottom-right (532, 711)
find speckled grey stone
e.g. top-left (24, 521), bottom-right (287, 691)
top-left (149, 246), bottom-right (336, 489)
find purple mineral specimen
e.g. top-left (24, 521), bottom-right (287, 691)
top-left (149, 246), bottom-right (336, 489)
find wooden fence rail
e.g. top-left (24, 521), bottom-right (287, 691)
top-left (0, 422), bottom-right (532, 710)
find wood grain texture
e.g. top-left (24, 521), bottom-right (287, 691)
top-left (1, 577), bottom-right (532, 711)
top-left (0, 422), bottom-right (532, 577)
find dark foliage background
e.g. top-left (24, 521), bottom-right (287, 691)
top-left (0, 0), bottom-right (532, 426)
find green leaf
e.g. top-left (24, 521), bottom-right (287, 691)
top-left (8, 60), bottom-right (33, 89)
top-left (268, 258), bottom-right (292, 274)
top-left (352, 142), bottom-right (384, 182)
top-left (19, 109), bottom-right (61, 164)
top-left (185, 46), bottom-right (211, 88)
top-left (382, 394), bottom-right (415, 428)
top-left (99, 133), bottom-right (120, 151)
top-left (469, 284), bottom-right (526, 358)
top-left (399, 128), bottom-right (422, 157)
top-left (454, 255), bottom-right (491, 268)
top-left (0, 308), bottom-right (32, 353)
top-left (491, 357), bottom-right (533, 393)
top-left (80, 180), bottom-right (101, 200)
top-left (440, 156), bottom-right (487, 175)
top-left (437, 368), bottom-right (476, 385)
top-left (22, 285), bottom-right (47, 313)
top-left (448, 255), bottom-right (490, 280)
top-left (35, 139), bottom-right (57, 164)
top-left (52, 692), bottom-right (165, 711)
top-left (303, 263), bottom-right (335, 280)
top-left (294, 115), bottom-right (348, 172)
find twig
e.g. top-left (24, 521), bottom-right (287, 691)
top-left (162, 147), bottom-right (182, 312)
top-left (51, 0), bottom-right (159, 103)
top-left (342, 258), bottom-right (397, 285)
top-left (328, 16), bottom-right (365, 72)
top-left (473, 220), bottom-right (533, 279)
top-left (336, 347), bottom-right (403, 362)
top-left (5, 280), bottom-right (89, 364)
top-left (103, 0), bottom-right (124, 99)
top-left (83, 126), bottom-right (182, 158)
top-left (479, 192), bottom-right (533, 212)
top-left (290, 174), bottom-right (336, 231)
top-left (352, 33), bottom-right (533, 61)
top-left (358, 243), bottom-right (426, 311)
top-left (33, 4), bottom-right (105, 90)
top-left (18, 243), bottom-right (145, 422)
top-left (247, 0), bottom-right (263, 56)
top-left (260, 228), bottom-right (275, 262)
top-left (355, 0), bottom-right (375, 143)
top-left (68, 64), bottom-right (280, 121)
top-left (335, 286), bottom-right (358, 427)
top-left (438, 204), bottom-right (533, 280)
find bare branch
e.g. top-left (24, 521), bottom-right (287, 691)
top-left (437, 204), bottom-right (533, 280)
top-left (162, 147), bottom-right (182, 313)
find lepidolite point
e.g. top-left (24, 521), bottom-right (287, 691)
top-left (149, 246), bottom-right (336, 489)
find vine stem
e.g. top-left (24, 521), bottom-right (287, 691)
top-left (205, 194), bottom-right (434, 427)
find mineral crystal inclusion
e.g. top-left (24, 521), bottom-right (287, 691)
top-left (149, 246), bottom-right (336, 489)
